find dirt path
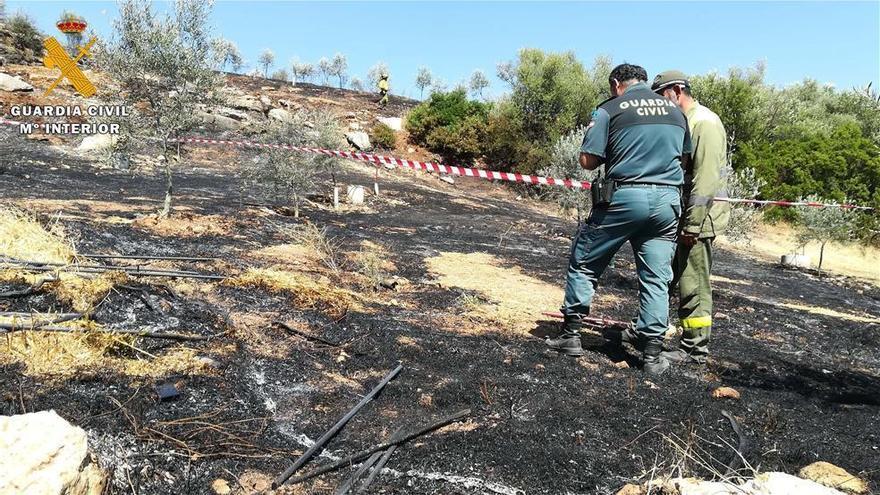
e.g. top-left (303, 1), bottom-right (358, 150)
top-left (2, 126), bottom-right (879, 494)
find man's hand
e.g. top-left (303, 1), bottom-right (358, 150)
top-left (679, 232), bottom-right (699, 247)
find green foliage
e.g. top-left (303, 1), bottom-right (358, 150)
top-left (725, 167), bottom-right (766, 245)
top-left (243, 110), bottom-right (344, 217)
top-left (370, 123), bottom-right (396, 150)
top-left (7, 13), bottom-right (42, 56)
top-left (99, 0), bottom-right (221, 217)
top-left (795, 195), bottom-right (858, 270)
top-left (484, 51), bottom-right (611, 174)
top-left (405, 89), bottom-right (490, 163)
top-left (741, 122), bottom-right (880, 209)
top-left (538, 126), bottom-right (597, 223)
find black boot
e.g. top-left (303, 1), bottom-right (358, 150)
top-left (642, 338), bottom-right (670, 376)
top-left (546, 316), bottom-right (585, 357)
top-left (608, 320), bottom-right (642, 351)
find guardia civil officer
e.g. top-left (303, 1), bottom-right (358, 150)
top-left (652, 70), bottom-right (731, 364)
top-left (546, 64), bottom-right (691, 376)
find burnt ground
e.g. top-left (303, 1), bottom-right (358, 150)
top-left (1, 124), bottom-right (880, 495)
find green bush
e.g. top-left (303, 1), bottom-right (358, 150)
top-left (8, 14), bottom-right (43, 56)
top-left (370, 123), bottom-right (397, 150)
top-left (405, 89), bottom-right (490, 163)
top-left (483, 50), bottom-right (611, 174)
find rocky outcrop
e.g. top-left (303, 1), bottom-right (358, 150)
top-left (345, 131), bottom-right (371, 151)
top-left (799, 462), bottom-right (869, 494)
top-left (377, 116), bottom-right (403, 131)
top-left (0, 410), bottom-right (106, 495)
top-left (0, 72), bottom-right (33, 92)
top-left (77, 133), bottom-right (117, 152)
top-left (268, 108), bottom-right (293, 124)
top-left (618, 473), bottom-right (849, 495)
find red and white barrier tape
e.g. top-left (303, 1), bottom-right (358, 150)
top-left (172, 136), bottom-right (593, 189)
top-left (1, 117), bottom-right (873, 210)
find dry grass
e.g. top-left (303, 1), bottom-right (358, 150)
top-left (225, 267), bottom-right (355, 318)
top-left (0, 322), bottom-right (210, 378)
top-left (426, 252), bottom-right (564, 333)
top-left (354, 240), bottom-right (395, 289)
top-left (286, 222), bottom-right (344, 272)
top-left (779, 302), bottom-right (880, 324)
top-left (718, 222), bottom-right (880, 285)
top-left (0, 206), bottom-right (75, 264)
top-left (132, 213), bottom-right (233, 238)
top-left (51, 271), bottom-right (128, 312)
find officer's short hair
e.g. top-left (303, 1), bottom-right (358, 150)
top-left (609, 64), bottom-right (648, 85)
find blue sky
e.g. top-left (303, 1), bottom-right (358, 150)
top-left (8, 1), bottom-right (879, 99)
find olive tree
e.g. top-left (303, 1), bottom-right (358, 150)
top-left (329, 52), bottom-right (348, 88)
top-left (258, 49), bottom-right (274, 78)
top-left (795, 195), bottom-right (857, 271)
top-left (723, 166), bottom-right (765, 245)
top-left (415, 67), bottom-right (432, 99)
top-left (469, 69), bottom-right (489, 99)
top-left (350, 77), bottom-right (364, 92)
top-left (367, 61), bottom-right (389, 89)
top-left (538, 126), bottom-right (597, 224)
top-left (242, 110), bottom-right (346, 217)
top-left (212, 37), bottom-right (242, 72)
top-left (318, 57), bottom-right (332, 85)
top-left (290, 59), bottom-right (314, 85)
top-left (99, 0), bottom-right (221, 217)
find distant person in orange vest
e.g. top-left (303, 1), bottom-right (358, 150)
top-left (377, 73), bottom-right (389, 107)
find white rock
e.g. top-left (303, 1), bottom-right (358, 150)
top-left (77, 134), bottom-right (117, 152)
top-left (259, 95), bottom-right (272, 108)
top-left (347, 185), bottom-right (365, 205)
top-left (268, 108), bottom-right (293, 123)
top-left (781, 254), bottom-right (811, 268)
top-left (0, 410), bottom-right (105, 495)
top-left (377, 116), bottom-right (403, 131)
top-left (228, 94), bottom-right (263, 112)
top-left (440, 175), bottom-right (455, 184)
top-left (215, 107), bottom-right (249, 121)
top-left (745, 472), bottom-right (846, 494)
top-left (346, 131), bottom-right (372, 151)
top-left (0, 72), bottom-right (33, 92)
top-left (671, 474), bottom-right (846, 495)
top-left (197, 111), bottom-right (243, 131)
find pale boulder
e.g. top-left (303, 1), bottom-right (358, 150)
top-left (77, 134), bottom-right (117, 152)
top-left (799, 462), bottom-right (869, 494)
top-left (346, 131), bottom-right (372, 151)
top-left (377, 116), bottom-right (403, 131)
top-left (0, 72), bottom-right (33, 92)
top-left (0, 410), bottom-right (106, 495)
top-left (268, 108), bottom-right (293, 123)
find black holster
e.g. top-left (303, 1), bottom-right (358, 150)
top-left (590, 178), bottom-right (616, 207)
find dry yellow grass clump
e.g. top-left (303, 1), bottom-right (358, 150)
top-left (1, 326), bottom-right (210, 378)
top-left (426, 251), bottom-right (564, 333)
top-left (0, 206), bottom-right (75, 264)
top-left (225, 267), bottom-right (355, 318)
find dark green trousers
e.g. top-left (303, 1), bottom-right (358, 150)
top-left (671, 237), bottom-right (714, 357)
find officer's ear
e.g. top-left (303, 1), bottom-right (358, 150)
top-left (610, 78), bottom-right (621, 97)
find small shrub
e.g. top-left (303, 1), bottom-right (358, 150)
top-left (539, 126), bottom-right (597, 223)
top-left (405, 89), bottom-right (489, 164)
top-left (287, 222), bottom-right (343, 272)
top-left (7, 13), bottom-right (43, 56)
top-left (370, 123), bottom-right (397, 150)
top-left (795, 195), bottom-right (857, 271)
top-left (725, 167), bottom-right (765, 245)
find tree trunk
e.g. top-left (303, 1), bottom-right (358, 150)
top-left (818, 240), bottom-right (827, 272)
top-left (159, 161), bottom-right (173, 218)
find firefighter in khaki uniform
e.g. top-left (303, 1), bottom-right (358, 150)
top-left (652, 70), bottom-right (731, 364)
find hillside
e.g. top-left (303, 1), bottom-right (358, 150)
top-left (1, 63), bottom-right (879, 495)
